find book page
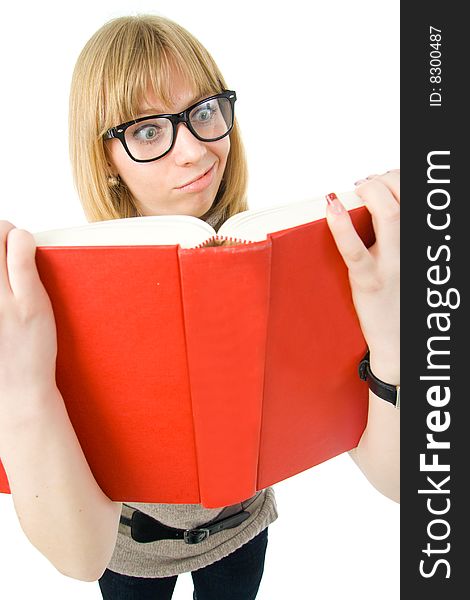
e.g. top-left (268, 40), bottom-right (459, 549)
top-left (218, 190), bottom-right (364, 242)
top-left (32, 215), bottom-right (217, 248)
top-left (32, 191), bottom-right (363, 248)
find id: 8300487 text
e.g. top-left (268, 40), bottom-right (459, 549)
top-left (429, 26), bottom-right (443, 108)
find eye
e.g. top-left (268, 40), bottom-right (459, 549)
top-left (193, 103), bottom-right (218, 123)
top-left (133, 124), bottom-right (161, 142)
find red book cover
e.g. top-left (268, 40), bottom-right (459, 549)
top-left (0, 204), bottom-right (374, 508)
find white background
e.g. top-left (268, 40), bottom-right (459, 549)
top-left (0, 0), bottom-right (400, 598)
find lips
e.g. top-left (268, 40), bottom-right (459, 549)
top-left (177, 164), bottom-right (215, 189)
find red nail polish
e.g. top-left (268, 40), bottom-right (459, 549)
top-left (326, 192), bottom-right (338, 203)
top-left (325, 192), bottom-right (344, 214)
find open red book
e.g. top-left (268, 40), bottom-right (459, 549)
top-left (0, 192), bottom-right (374, 508)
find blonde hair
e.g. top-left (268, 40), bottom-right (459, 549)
top-left (69, 14), bottom-right (248, 230)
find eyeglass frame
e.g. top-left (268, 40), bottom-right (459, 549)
top-left (103, 90), bottom-right (237, 163)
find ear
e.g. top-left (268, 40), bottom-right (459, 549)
top-left (104, 142), bottom-right (120, 177)
top-left (105, 157), bottom-right (120, 178)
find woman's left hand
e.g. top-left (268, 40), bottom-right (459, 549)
top-left (325, 169), bottom-right (400, 383)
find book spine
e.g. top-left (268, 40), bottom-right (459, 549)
top-left (196, 235), bottom-right (252, 248)
top-left (178, 241), bottom-right (272, 507)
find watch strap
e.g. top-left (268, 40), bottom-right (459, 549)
top-left (359, 351), bottom-right (400, 408)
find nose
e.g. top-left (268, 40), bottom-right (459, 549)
top-left (171, 122), bottom-right (207, 165)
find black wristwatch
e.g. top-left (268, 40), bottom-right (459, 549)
top-left (359, 351), bottom-right (400, 409)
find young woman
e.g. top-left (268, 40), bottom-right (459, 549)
top-left (0, 13), bottom-right (399, 600)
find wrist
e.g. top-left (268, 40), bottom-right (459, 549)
top-left (367, 347), bottom-right (400, 386)
top-left (359, 350), bottom-right (400, 408)
top-left (369, 358), bottom-right (400, 387)
top-left (0, 383), bottom-right (63, 430)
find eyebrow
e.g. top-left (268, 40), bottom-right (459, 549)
top-left (138, 93), bottom-right (207, 117)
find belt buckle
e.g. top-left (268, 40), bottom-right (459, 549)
top-left (184, 528), bottom-right (210, 544)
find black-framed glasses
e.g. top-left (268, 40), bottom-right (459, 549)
top-left (103, 90), bottom-right (237, 163)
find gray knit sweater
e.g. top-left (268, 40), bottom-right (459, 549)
top-left (107, 487), bottom-right (278, 577)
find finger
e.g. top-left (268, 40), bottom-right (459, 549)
top-left (6, 228), bottom-right (42, 301)
top-left (0, 220), bottom-right (16, 297)
top-left (375, 170), bottom-right (400, 204)
top-left (356, 169), bottom-right (400, 204)
top-left (325, 193), bottom-right (377, 288)
top-left (354, 179), bottom-right (400, 253)
top-left (352, 173), bottom-right (380, 186)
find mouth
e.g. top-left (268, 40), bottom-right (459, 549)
top-left (174, 163), bottom-right (216, 193)
top-left (176, 164), bottom-right (215, 189)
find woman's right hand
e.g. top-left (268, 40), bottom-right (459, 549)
top-left (0, 220), bottom-right (59, 422)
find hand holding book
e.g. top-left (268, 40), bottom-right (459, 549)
top-left (0, 222), bottom-right (59, 438)
top-left (325, 169), bottom-right (400, 385)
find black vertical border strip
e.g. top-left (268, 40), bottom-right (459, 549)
top-left (402, 2), bottom-right (466, 597)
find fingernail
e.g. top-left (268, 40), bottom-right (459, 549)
top-left (354, 179), bottom-right (367, 186)
top-left (325, 192), bottom-right (344, 215)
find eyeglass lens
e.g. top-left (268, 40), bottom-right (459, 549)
top-left (124, 96), bottom-right (233, 161)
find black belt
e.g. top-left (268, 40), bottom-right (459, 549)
top-left (120, 492), bottom-right (262, 545)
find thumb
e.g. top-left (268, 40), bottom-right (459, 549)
top-left (6, 228), bottom-right (45, 301)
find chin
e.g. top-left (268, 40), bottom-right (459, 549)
top-left (193, 194), bottom-right (218, 219)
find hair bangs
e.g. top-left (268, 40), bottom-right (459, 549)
top-left (99, 21), bottom-right (222, 135)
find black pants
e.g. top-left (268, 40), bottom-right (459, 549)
top-left (98, 527), bottom-right (268, 600)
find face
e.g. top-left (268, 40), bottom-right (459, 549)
top-left (105, 70), bottom-right (230, 218)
